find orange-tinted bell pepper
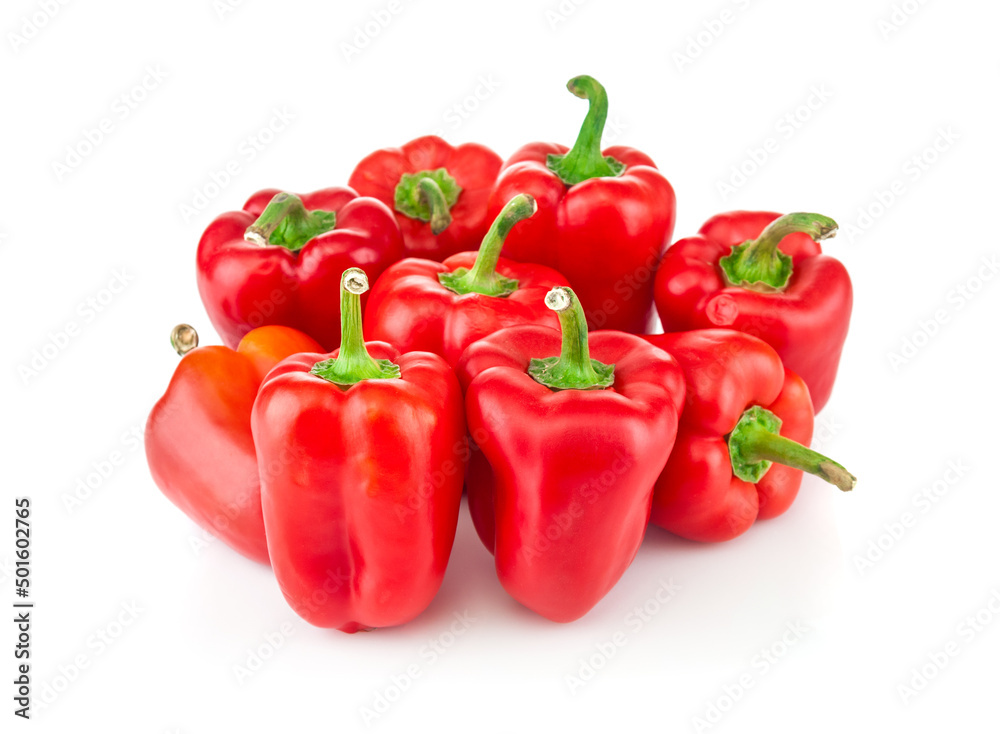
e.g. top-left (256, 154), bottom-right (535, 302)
top-left (146, 324), bottom-right (321, 563)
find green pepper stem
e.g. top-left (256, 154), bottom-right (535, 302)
top-left (745, 431), bottom-right (856, 491)
top-left (546, 75), bottom-right (626, 186)
top-left (753, 212), bottom-right (838, 253)
top-left (719, 212), bottom-right (838, 291)
top-left (419, 177), bottom-right (453, 235)
top-left (244, 192), bottom-right (337, 252)
top-left (550, 288), bottom-right (596, 379)
top-left (527, 287), bottom-right (615, 391)
top-left (309, 269), bottom-right (400, 386)
top-left (393, 168), bottom-right (462, 231)
top-left (437, 194), bottom-right (536, 297)
top-left (728, 406), bottom-right (855, 491)
top-left (465, 194), bottom-right (535, 287)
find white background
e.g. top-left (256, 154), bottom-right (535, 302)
top-left (3, 0), bottom-right (998, 731)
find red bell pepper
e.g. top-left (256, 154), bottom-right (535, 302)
top-left (654, 211), bottom-right (852, 412)
top-left (643, 330), bottom-right (855, 542)
top-left (486, 75), bottom-right (676, 333)
top-left (196, 188), bottom-right (404, 350)
top-left (364, 194), bottom-right (570, 367)
top-left (146, 324), bottom-right (322, 563)
top-left (348, 135), bottom-right (503, 261)
top-left (251, 268), bottom-right (467, 632)
top-left (460, 287), bottom-right (685, 622)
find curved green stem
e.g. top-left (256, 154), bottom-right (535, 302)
top-left (437, 194), bottom-right (536, 297)
top-left (719, 212), bottom-right (838, 291)
top-left (393, 168), bottom-right (462, 233)
top-left (546, 75), bottom-right (626, 185)
top-left (309, 269), bottom-right (400, 386)
top-left (528, 287), bottom-right (615, 391)
top-left (244, 192), bottom-right (337, 252)
top-left (419, 178), bottom-right (453, 234)
top-left (728, 406), bottom-right (855, 491)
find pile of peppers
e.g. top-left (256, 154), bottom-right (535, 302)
top-left (147, 75), bottom-right (856, 631)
